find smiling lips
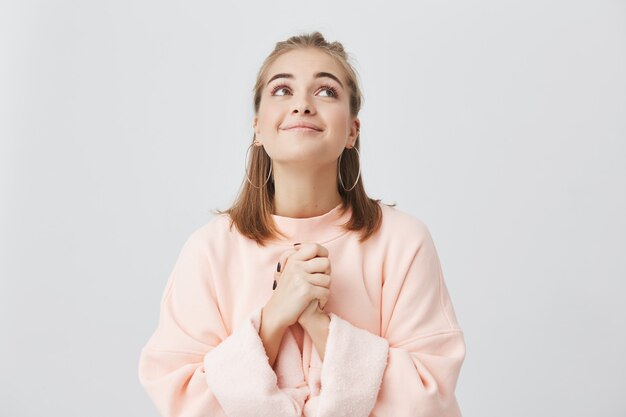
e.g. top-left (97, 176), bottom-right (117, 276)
top-left (281, 122), bottom-right (323, 132)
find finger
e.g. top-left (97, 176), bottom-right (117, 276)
top-left (276, 247), bottom-right (300, 280)
top-left (302, 256), bottom-right (331, 275)
top-left (305, 272), bottom-right (331, 289)
top-left (290, 242), bottom-right (329, 262)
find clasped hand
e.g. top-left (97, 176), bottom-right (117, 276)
top-left (272, 242), bottom-right (331, 329)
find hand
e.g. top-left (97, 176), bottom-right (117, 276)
top-left (265, 243), bottom-right (331, 330)
top-left (298, 299), bottom-right (325, 328)
top-left (293, 244), bottom-right (331, 327)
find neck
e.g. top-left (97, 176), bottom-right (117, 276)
top-left (272, 163), bottom-right (343, 218)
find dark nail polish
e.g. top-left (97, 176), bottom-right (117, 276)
top-left (277, 261), bottom-right (281, 272)
top-left (293, 242), bottom-right (301, 247)
top-left (273, 279), bottom-right (277, 290)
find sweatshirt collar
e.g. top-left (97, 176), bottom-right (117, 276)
top-left (270, 202), bottom-right (352, 245)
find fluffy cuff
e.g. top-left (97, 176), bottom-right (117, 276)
top-left (316, 312), bottom-right (389, 417)
top-left (203, 306), bottom-right (306, 417)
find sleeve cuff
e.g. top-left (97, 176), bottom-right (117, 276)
top-left (203, 306), bottom-right (303, 417)
top-left (316, 312), bottom-right (390, 417)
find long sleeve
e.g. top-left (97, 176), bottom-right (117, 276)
top-left (137, 231), bottom-right (308, 417)
top-left (314, 220), bottom-right (466, 417)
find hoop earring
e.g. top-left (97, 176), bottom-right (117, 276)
top-left (245, 141), bottom-right (272, 189)
top-left (338, 146), bottom-right (361, 192)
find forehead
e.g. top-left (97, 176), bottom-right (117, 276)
top-left (265, 48), bottom-right (346, 83)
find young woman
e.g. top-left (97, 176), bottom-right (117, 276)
top-left (139, 31), bottom-right (466, 417)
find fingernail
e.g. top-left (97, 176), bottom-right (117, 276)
top-left (277, 261), bottom-right (281, 272)
top-left (293, 242), bottom-right (301, 247)
top-left (273, 279), bottom-right (277, 290)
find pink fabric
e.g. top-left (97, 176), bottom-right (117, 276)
top-left (138, 201), bottom-right (466, 416)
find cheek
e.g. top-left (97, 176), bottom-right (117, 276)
top-left (325, 108), bottom-right (351, 131)
top-left (257, 108), bottom-right (283, 130)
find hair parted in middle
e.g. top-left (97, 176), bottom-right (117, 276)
top-left (213, 31), bottom-right (395, 247)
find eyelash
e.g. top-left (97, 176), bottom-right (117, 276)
top-left (270, 83), bottom-right (339, 98)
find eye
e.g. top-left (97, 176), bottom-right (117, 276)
top-left (269, 83), bottom-right (339, 98)
top-left (270, 84), bottom-right (291, 96)
top-left (318, 85), bottom-right (339, 98)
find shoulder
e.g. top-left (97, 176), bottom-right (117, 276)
top-left (181, 212), bottom-right (237, 251)
top-left (378, 202), bottom-right (433, 242)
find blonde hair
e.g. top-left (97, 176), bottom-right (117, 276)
top-left (213, 31), bottom-right (395, 247)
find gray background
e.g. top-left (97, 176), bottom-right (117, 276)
top-left (1, 0), bottom-right (625, 416)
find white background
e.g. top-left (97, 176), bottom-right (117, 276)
top-left (1, 0), bottom-right (625, 416)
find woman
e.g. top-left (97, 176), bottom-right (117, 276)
top-left (138, 31), bottom-right (466, 417)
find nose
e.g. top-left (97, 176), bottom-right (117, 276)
top-left (291, 99), bottom-right (314, 115)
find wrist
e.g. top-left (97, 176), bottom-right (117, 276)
top-left (261, 306), bottom-right (288, 335)
top-left (300, 310), bottom-right (328, 331)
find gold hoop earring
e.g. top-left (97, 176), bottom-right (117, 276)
top-left (338, 146), bottom-right (361, 192)
top-left (245, 141), bottom-right (272, 188)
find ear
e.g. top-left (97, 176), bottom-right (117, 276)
top-left (253, 115), bottom-right (260, 137)
top-left (348, 118), bottom-right (360, 148)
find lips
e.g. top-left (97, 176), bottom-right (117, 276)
top-left (281, 122), bottom-right (323, 131)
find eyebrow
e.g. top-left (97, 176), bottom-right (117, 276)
top-left (266, 71), bottom-right (344, 89)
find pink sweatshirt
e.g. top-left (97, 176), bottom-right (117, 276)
top-left (138, 201), bottom-right (466, 417)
